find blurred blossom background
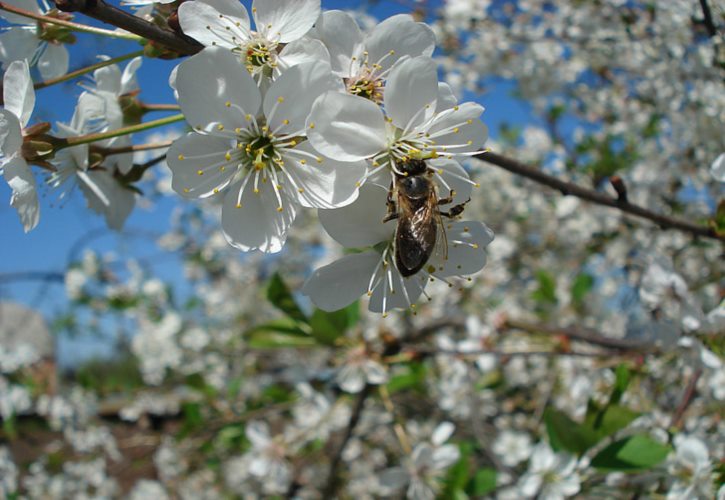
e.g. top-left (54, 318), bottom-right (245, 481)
top-left (0, 0), bottom-right (723, 498)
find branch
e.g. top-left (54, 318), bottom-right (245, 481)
top-left (477, 151), bottom-right (724, 242)
top-left (91, 140), bottom-right (173, 157)
top-left (698, 0), bottom-right (718, 37)
top-left (53, 0), bottom-right (203, 55)
top-left (322, 385), bottom-right (371, 498)
top-left (670, 368), bottom-right (702, 429)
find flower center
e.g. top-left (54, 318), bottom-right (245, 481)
top-left (239, 133), bottom-right (277, 171)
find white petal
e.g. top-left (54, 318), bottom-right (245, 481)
top-left (436, 82), bottom-right (458, 112)
top-left (432, 221), bottom-right (494, 278)
top-left (282, 141), bottom-right (365, 209)
top-left (363, 360), bottom-right (388, 384)
top-left (3, 155), bottom-right (39, 232)
top-left (78, 169), bottom-right (135, 230)
top-left (120, 56), bottom-right (142, 94)
top-left (175, 47), bottom-right (260, 131)
top-left (221, 177), bottom-right (297, 253)
top-left (167, 132), bottom-right (237, 198)
top-left (277, 37), bottom-right (330, 72)
top-left (37, 43), bottom-right (69, 81)
top-left (518, 473), bottom-right (542, 497)
top-left (384, 56), bottom-right (438, 130)
top-left (365, 14), bottom-right (435, 73)
top-left (0, 28), bottom-right (39, 67)
top-left (425, 102), bottom-right (488, 155)
top-left (252, 0), bottom-right (320, 43)
top-left (93, 59), bottom-right (122, 94)
top-left (263, 60), bottom-right (342, 134)
top-left (368, 267), bottom-right (426, 313)
top-left (378, 466), bottom-right (410, 491)
top-left (105, 135), bottom-right (134, 175)
top-left (0, 109), bottom-right (23, 156)
top-left (307, 91), bottom-right (387, 161)
top-left (711, 153), bottom-right (725, 182)
top-left (178, 0), bottom-right (250, 49)
top-left (302, 251), bottom-right (380, 312)
top-left (431, 444), bottom-right (461, 470)
top-left (318, 184), bottom-right (393, 247)
top-left (313, 10), bottom-right (362, 77)
top-left (3, 59), bottom-right (34, 127)
top-left (429, 157), bottom-right (473, 206)
top-left (0, 0), bottom-right (41, 25)
top-left (337, 365), bottom-right (365, 393)
top-left (246, 421), bottom-right (271, 448)
top-left (431, 421), bottom-right (455, 446)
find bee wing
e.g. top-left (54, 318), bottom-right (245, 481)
top-left (395, 193), bottom-right (438, 275)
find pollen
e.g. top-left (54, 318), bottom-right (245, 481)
top-left (235, 128), bottom-right (242, 134)
top-left (235, 203), bottom-right (242, 208)
top-left (467, 140), bottom-right (473, 145)
top-left (300, 159), bottom-right (307, 165)
top-left (453, 127), bottom-right (460, 133)
top-left (213, 188), bottom-right (219, 194)
top-left (197, 170), bottom-right (204, 176)
top-left (308, 123), bottom-right (315, 129)
top-left (453, 105), bottom-right (459, 111)
top-left (217, 124), bottom-right (224, 131)
top-left (276, 206), bottom-right (283, 212)
top-left (183, 188), bottom-right (190, 193)
top-left (245, 114), bottom-right (252, 121)
top-left (225, 101), bottom-right (231, 107)
top-left (277, 96), bottom-right (284, 103)
top-left (471, 243), bottom-right (479, 249)
top-left (177, 154), bottom-right (185, 161)
top-left (367, 291), bottom-right (372, 297)
top-left (316, 157), bottom-right (323, 163)
top-left (298, 188), bottom-right (304, 193)
top-left (225, 152), bottom-right (232, 161)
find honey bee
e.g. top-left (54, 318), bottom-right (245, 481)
top-left (383, 159), bottom-right (469, 277)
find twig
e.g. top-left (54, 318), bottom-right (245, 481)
top-left (322, 385), bottom-right (372, 498)
top-left (53, 0), bottom-right (203, 55)
top-left (91, 140), bottom-right (173, 157)
top-left (698, 0), bottom-right (718, 37)
top-left (670, 369), bottom-right (702, 429)
top-left (477, 151), bottom-right (724, 242)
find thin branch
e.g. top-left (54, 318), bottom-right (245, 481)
top-left (142, 103), bottom-right (181, 113)
top-left (670, 369), bottom-right (702, 429)
top-left (91, 140), bottom-right (173, 157)
top-left (477, 151), bottom-right (724, 242)
top-left (61, 114), bottom-right (184, 148)
top-left (53, 0), bottom-right (203, 55)
top-left (322, 385), bottom-right (372, 498)
top-left (698, 0), bottom-right (718, 37)
top-left (139, 152), bottom-right (168, 170)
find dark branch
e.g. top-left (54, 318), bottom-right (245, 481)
top-left (670, 369), bottom-right (702, 429)
top-left (322, 385), bottom-right (371, 498)
top-left (54, 0), bottom-right (203, 55)
top-left (477, 151), bottom-right (724, 242)
top-left (698, 0), bottom-right (718, 37)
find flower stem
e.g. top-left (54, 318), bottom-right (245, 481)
top-left (141, 103), bottom-right (181, 113)
top-left (61, 114), bottom-right (185, 149)
top-left (91, 140), bottom-right (174, 157)
top-left (34, 50), bottom-right (145, 91)
top-left (0, 1), bottom-right (143, 41)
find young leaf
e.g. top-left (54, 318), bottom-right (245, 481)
top-left (266, 272), bottom-right (308, 324)
top-left (309, 301), bottom-right (359, 345)
top-left (467, 468), bottom-right (497, 496)
top-left (544, 407), bottom-right (599, 455)
top-left (591, 435), bottom-right (671, 471)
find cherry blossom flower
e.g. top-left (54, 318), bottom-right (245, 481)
top-left (242, 420), bottom-right (293, 494)
top-left (517, 443), bottom-right (581, 500)
top-left (167, 47), bottom-right (366, 252)
top-left (711, 153), bottom-right (724, 182)
top-left (667, 435), bottom-right (714, 500)
top-left (335, 344), bottom-right (388, 393)
top-left (0, 0), bottom-right (70, 80)
top-left (312, 11), bottom-right (435, 101)
top-left (493, 430), bottom-right (533, 467)
top-left (302, 185), bottom-right (493, 315)
top-left (0, 60), bottom-right (39, 232)
top-left (307, 55), bottom-right (487, 189)
top-left (178, 0), bottom-right (327, 81)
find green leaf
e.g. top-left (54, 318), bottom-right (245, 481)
top-left (266, 272), bottom-right (308, 324)
top-left (442, 443), bottom-right (473, 499)
top-left (309, 302), bottom-right (359, 345)
top-left (591, 435), bottom-right (671, 471)
top-left (544, 407), bottom-right (599, 455)
top-left (584, 402), bottom-right (640, 439)
top-left (571, 273), bottom-right (594, 306)
top-left (532, 270), bottom-right (557, 306)
top-left (467, 468), bottom-right (497, 496)
top-left (609, 364), bottom-right (631, 406)
top-left (386, 362), bottom-right (427, 394)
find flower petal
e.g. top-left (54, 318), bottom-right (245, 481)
top-left (77, 169), bottom-right (135, 230)
top-left (307, 91), bottom-right (387, 161)
top-left (0, 109), bottom-right (23, 156)
top-left (277, 37), bottom-right (330, 72)
top-left (178, 0), bottom-right (250, 48)
top-left (318, 184), bottom-right (393, 247)
top-left (425, 102), bottom-right (488, 155)
top-left (93, 59), bottom-right (122, 95)
top-left (175, 47), bottom-right (260, 131)
top-left (282, 141), bottom-right (365, 209)
top-left (302, 251), bottom-right (380, 311)
top-left (0, 28), bottom-right (39, 68)
top-left (436, 82), bottom-right (457, 112)
top-left (312, 10), bottom-right (362, 77)
top-left (711, 153), bottom-right (725, 182)
top-left (3, 155), bottom-right (39, 232)
top-left (263, 60), bottom-right (342, 134)
top-left (384, 56), bottom-right (438, 130)
top-left (37, 43), bottom-right (69, 81)
top-left (252, 0), bottom-right (319, 43)
top-left (221, 177), bottom-right (297, 253)
top-left (3, 59), bottom-right (34, 127)
top-left (120, 56), bottom-right (142, 94)
top-left (429, 157), bottom-right (473, 206)
top-left (0, 0), bottom-right (41, 25)
top-left (167, 132), bottom-right (237, 198)
top-left (432, 221), bottom-right (494, 278)
top-left (365, 14), bottom-right (435, 73)
top-left (368, 268), bottom-right (426, 313)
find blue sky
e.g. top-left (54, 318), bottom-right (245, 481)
top-left (0, 0), bottom-right (534, 363)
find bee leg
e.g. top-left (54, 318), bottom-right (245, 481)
top-left (383, 184), bottom-right (398, 222)
top-left (437, 189), bottom-right (456, 206)
top-left (439, 198), bottom-right (470, 218)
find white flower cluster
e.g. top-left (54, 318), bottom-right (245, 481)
top-left (166, 0), bottom-right (492, 315)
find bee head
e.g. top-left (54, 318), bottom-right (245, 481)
top-left (395, 158), bottom-right (428, 176)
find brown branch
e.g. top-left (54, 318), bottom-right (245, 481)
top-left (698, 0), bottom-right (718, 37)
top-left (322, 385), bottom-right (371, 498)
top-left (91, 140), bottom-right (173, 157)
top-left (670, 369), bottom-right (702, 429)
top-left (477, 151), bottom-right (724, 242)
top-left (54, 0), bottom-right (203, 55)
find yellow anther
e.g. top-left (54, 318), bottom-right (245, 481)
top-left (316, 157), bottom-right (323, 163)
top-left (235, 127), bottom-right (242, 134)
top-left (225, 152), bottom-right (232, 161)
top-left (177, 154), bottom-right (185, 161)
top-left (236, 203), bottom-right (242, 208)
top-left (298, 188), bottom-right (304, 193)
top-left (217, 124), bottom-right (224, 131)
top-left (300, 159), bottom-right (307, 165)
top-left (472, 243), bottom-right (479, 249)
top-left (467, 140), bottom-right (473, 145)
top-left (245, 114), bottom-right (252, 120)
top-left (277, 96), bottom-right (284, 103)
top-left (453, 127), bottom-right (460, 133)
top-left (467, 119), bottom-right (473, 124)
top-left (276, 206), bottom-right (283, 212)
top-left (282, 119), bottom-right (289, 125)
top-left (427, 265), bottom-right (435, 273)
top-left (183, 188), bottom-right (190, 193)
top-left (213, 188), bottom-right (219, 194)
top-left (355, 181), bottom-right (361, 187)
top-left (366, 291), bottom-right (372, 297)
top-left (372, 160), bottom-right (379, 167)
top-left (197, 169), bottom-right (204, 175)
top-left (276, 184), bottom-right (282, 190)
top-left (453, 105), bottom-right (459, 111)
top-left (289, 139), bottom-right (297, 146)
top-left (389, 50), bottom-right (395, 55)
top-left (308, 123), bottom-right (315, 129)
top-left (220, 166), bottom-right (226, 172)
top-left (225, 101), bottom-right (231, 107)
top-left (254, 188), bottom-right (260, 194)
